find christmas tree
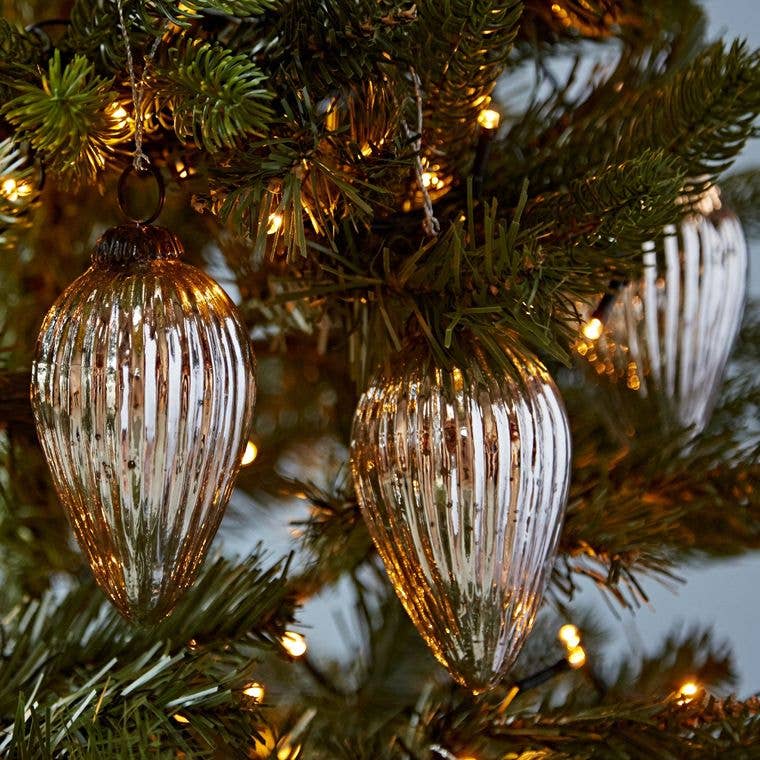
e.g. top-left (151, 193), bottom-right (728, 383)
top-left (0, 0), bottom-right (759, 757)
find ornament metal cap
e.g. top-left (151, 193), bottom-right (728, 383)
top-left (92, 224), bottom-right (184, 268)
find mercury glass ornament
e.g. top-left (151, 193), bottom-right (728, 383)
top-left (31, 224), bottom-right (256, 623)
top-left (350, 336), bottom-right (571, 691)
top-left (577, 187), bottom-right (747, 436)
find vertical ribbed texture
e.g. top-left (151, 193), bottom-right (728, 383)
top-left (579, 196), bottom-right (747, 436)
top-left (350, 338), bottom-right (571, 691)
top-left (31, 259), bottom-right (256, 624)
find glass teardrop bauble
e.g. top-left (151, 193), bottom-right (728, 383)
top-left (350, 336), bottom-right (571, 691)
top-left (31, 224), bottom-right (256, 623)
top-left (577, 187), bottom-right (747, 437)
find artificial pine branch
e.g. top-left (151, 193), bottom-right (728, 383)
top-left (153, 41), bottom-right (275, 151)
top-left (2, 51), bottom-right (126, 184)
top-left (0, 554), bottom-right (295, 757)
top-left (249, 606), bottom-right (753, 758)
top-left (522, 148), bottom-right (685, 254)
top-left (520, 0), bottom-right (623, 42)
top-left (507, 39), bottom-right (760, 197)
top-left (420, 693), bottom-right (760, 759)
top-left (600, 624), bottom-right (736, 703)
top-left (618, 40), bottom-right (760, 184)
top-left (556, 305), bottom-right (760, 606)
top-left (415, 0), bottom-right (523, 171)
top-left (180, 0), bottom-right (283, 16)
top-left (263, 0), bottom-right (416, 94)
top-left (0, 19), bottom-right (43, 100)
top-left (0, 139), bottom-right (39, 251)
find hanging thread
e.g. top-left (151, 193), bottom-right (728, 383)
top-left (114, 0), bottom-right (163, 171)
top-left (402, 69), bottom-right (440, 237)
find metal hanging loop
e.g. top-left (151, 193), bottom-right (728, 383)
top-left (117, 162), bottom-right (165, 225)
top-left (25, 19), bottom-right (71, 53)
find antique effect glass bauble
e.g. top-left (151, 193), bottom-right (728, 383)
top-left (577, 187), bottom-right (747, 437)
top-left (350, 336), bottom-right (571, 691)
top-left (31, 224), bottom-right (256, 623)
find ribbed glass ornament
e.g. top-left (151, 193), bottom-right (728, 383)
top-left (31, 224), bottom-right (256, 624)
top-left (350, 337), bottom-right (571, 691)
top-left (577, 188), bottom-right (747, 436)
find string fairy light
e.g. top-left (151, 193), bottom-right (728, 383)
top-left (473, 107), bottom-right (501, 199)
top-left (107, 102), bottom-right (131, 130)
top-left (567, 646), bottom-right (587, 669)
top-left (677, 680), bottom-right (701, 704)
top-left (580, 278), bottom-right (626, 345)
top-left (582, 317), bottom-right (604, 341)
top-left (477, 108), bottom-right (501, 131)
top-left (241, 441), bottom-right (258, 466)
top-left (174, 158), bottom-right (197, 180)
top-left (497, 624), bottom-right (588, 713)
top-left (1, 177), bottom-right (33, 202)
top-left (280, 631), bottom-right (307, 657)
top-left (1, 178), bottom-right (17, 198)
top-left (558, 623), bottom-right (581, 650)
top-left (242, 682), bottom-right (265, 703)
top-left (266, 212), bottom-right (283, 235)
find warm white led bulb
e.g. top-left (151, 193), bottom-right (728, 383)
top-left (567, 646), bottom-right (586, 669)
top-left (582, 317), bottom-right (603, 341)
top-left (243, 682), bottom-right (265, 702)
top-left (558, 623), bottom-right (581, 650)
top-left (477, 109), bottom-right (501, 130)
top-left (280, 631), bottom-right (307, 657)
top-left (242, 441), bottom-right (258, 466)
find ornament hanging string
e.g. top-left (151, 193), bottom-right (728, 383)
top-left (402, 69), bottom-right (440, 237)
top-left (114, 0), bottom-right (163, 172)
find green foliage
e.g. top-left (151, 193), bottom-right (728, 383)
top-left (602, 624), bottom-right (735, 703)
top-left (510, 39), bottom-right (760, 197)
top-left (0, 19), bottom-right (43, 99)
top-left (262, 0), bottom-right (417, 94)
top-left (0, 554), bottom-right (295, 758)
top-left (0, 427), bottom-right (80, 604)
top-left (415, 692), bottom-right (760, 759)
top-left (520, 0), bottom-right (623, 42)
top-left (291, 477), bottom-right (374, 594)
top-left (266, 155), bottom-right (685, 379)
top-left (0, 139), bottom-right (40, 252)
top-left (524, 148), bottom-right (686, 254)
top-left (618, 40), bottom-right (760, 185)
top-left (66, 0), bottom-right (276, 77)
top-left (556, 305), bottom-right (760, 607)
top-left (68, 0), bottom-right (146, 70)
top-left (2, 51), bottom-right (124, 184)
top-left (153, 41), bottom-right (275, 151)
top-left (416, 0), bottom-right (523, 169)
top-left (180, 0), bottom-right (283, 15)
